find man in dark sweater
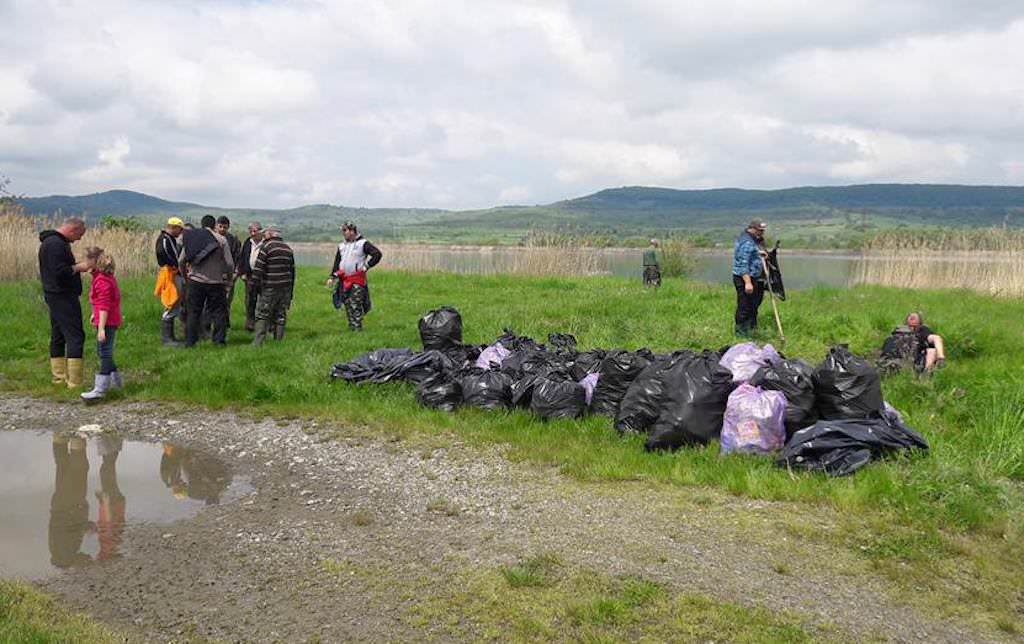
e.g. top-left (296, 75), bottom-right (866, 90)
top-left (251, 227), bottom-right (295, 345)
top-left (38, 217), bottom-right (93, 388)
top-left (215, 216), bottom-right (242, 329)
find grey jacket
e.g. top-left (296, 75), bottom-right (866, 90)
top-left (179, 230), bottom-right (235, 285)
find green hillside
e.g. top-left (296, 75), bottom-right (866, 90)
top-left (17, 184), bottom-right (1024, 247)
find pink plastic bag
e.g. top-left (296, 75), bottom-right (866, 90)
top-left (475, 342), bottom-right (512, 370)
top-left (578, 372), bottom-right (600, 406)
top-left (719, 342), bottom-right (781, 383)
top-left (721, 384), bottom-right (787, 455)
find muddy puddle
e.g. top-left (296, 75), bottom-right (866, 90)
top-left (0, 429), bottom-right (251, 580)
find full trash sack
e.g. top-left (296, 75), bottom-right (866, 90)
top-left (419, 306), bottom-right (463, 351)
top-left (475, 342), bottom-right (512, 370)
top-left (645, 351), bottom-right (735, 451)
top-left (813, 345), bottom-right (884, 420)
top-left (416, 374), bottom-right (462, 411)
top-left (719, 342), bottom-right (781, 384)
top-left (330, 348), bottom-right (415, 383)
top-left (777, 412), bottom-right (929, 477)
top-left (530, 377), bottom-right (588, 419)
top-left (749, 358), bottom-right (817, 438)
top-left (590, 349), bottom-right (654, 416)
top-left (615, 353), bottom-right (681, 434)
top-left (460, 369), bottom-right (513, 410)
top-left (720, 384), bottom-right (787, 455)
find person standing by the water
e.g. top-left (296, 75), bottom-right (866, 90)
top-left (154, 217), bottom-right (185, 346)
top-left (179, 215), bottom-right (235, 347)
top-left (81, 248), bottom-right (123, 401)
top-left (732, 219), bottom-right (768, 337)
top-left (236, 222), bottom-right (263, 332)
top-left (327, 221), bottom-right (383, 332)
top-left (251, 227), bottom-right (295, 345)
top-left (38, 217), bottom-right (93, 389)
top-left (642, 238), bottom-right (662, 288)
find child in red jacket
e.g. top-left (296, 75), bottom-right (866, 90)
top-left (82, 248), bottom-right (123, 401)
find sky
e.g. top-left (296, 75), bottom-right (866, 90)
top-left (2, 0), bottom-right (1024, 209)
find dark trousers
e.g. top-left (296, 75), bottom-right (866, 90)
top-left (186, 281), bottom-right (227, 346)
top-left (96, 326), bottom-right (117, 375)
top-left (44, 293), bottom-right (85, 359)
top-left (733, 275), bottom-right (764, 337)
top-left (244, 278), bottom-right (260, 330)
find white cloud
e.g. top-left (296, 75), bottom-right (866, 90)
top-left (3, 0), bottom-right (1024, 209)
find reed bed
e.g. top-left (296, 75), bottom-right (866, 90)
top-left (0, 211), bottom-right (156, 281)
top-left (855, 228), bottom-right (1024, 297)
top-left (377, 243), bottom-right (604, 277)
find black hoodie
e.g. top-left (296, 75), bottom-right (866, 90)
top-left (38, 230), bottom-right (82, 296)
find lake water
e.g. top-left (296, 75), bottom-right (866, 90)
top-left (293, 243), bottom-right (861, 290)
top-left (0, 430), bottom-right (251, 579)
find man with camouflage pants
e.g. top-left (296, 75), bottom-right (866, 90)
top-left (326, 221), bottom-right (382, 331)
top-left (251, 228), bottom-right (295, 345)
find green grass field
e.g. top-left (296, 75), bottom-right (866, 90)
top-left (0, 268), bottom-right (1021, 632)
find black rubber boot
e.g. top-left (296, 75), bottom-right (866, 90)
top-left (161, 319), bottom-right (182, 347)
top-left (273, 323), bottom-right (285, 341)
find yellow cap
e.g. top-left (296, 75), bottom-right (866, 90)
top-left (167, 217), bottom-right (185, 227)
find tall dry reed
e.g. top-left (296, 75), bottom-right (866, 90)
top-left (855, 227), bottom-right (1024, 297)
top-left (0, 211), bottom-right (157, 281)
top-left (374, 243), bottom-right (603, 277)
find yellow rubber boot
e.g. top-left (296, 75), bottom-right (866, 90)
top-left (50, 357), bottom-right (67, 384)
top-left (65, 358), bottom-right (84, 389)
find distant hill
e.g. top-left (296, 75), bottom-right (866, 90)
top-left (17, 184), bottom-right (1024, 247)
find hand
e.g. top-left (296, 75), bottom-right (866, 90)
top-left (744, 282), bottom-right (754, 294)
top-left (97, 328), bottom-right (106, 343)
top-left (325, 277), bottom-right (336, 287)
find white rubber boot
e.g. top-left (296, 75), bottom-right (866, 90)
top-left (81, 374), bottom-right (111, 402)
top-left (109, 371), bottom-right (123, 389)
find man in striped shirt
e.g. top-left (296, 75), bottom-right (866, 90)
top-left (250, 228), bottom-right (295, 345)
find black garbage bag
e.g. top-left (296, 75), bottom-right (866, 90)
top-left (570, 349), bottom-right (606, 381)
top-left (381, 350), bottom-right (457, 385)
top-left (645, 351), bottom-right (735, 451)
top-left (419, 306), bottom-right (463, 351)
top-left (330, 348), bottom-right (415, 382)
top-left (494, 328), bottom-right (541, 353)
top-left (813, 346), bottom-right (884, 420)
top-left (614, 353), bottom-right (681, 434)
top-left (877, 326), bottom-right (921, 375)
top-left (530, 377), bottom-right (587, 419)
top-left (547, 333), bottom-right (578, 354)
top-left (416, 374), bottom-right (462, 411)
top-left (750, 358), bottom-right (818, 438)
top-left (777, 413), bottom-right (929, 476)
top-left (765, 244), bottom-right (786, 301)
top-left (501, 348), bottom-right (559, 380)
top-left (590, 349), bottom-right (655, 416)
top-left (460, 369), bottom-right (513, 410)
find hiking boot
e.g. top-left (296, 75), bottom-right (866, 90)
top-left (81, 374), bottom-right (111, 402)
top-left (935, 358), bottom-right (946, 370)
top-left (49, 357), bottom-right (67, 384)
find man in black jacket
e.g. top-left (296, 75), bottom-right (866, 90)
top-left (235, 221), bottom-right (263, 332)
top-left (215, 216), bottom-right (242, 329)
top-left (179, 215), bottom-right (235, 346)
top-left (38, 217), bottom-right (93, 388)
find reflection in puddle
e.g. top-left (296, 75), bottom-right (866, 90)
top-left (0, 430), bottom-right (251, 579)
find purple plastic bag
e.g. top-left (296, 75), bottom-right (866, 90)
top-left (578, 372), bottom-right (600, 406)
top-left (475, 342), bottom-right (512, 370)
top-left (721, 384), bottom-right (787, 455)
top-left (719, 342), bottom-right (782, 384)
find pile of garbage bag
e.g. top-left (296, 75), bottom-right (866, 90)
top-left (329, 307), bottom-right (928, 473)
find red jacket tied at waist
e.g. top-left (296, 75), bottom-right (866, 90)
top-left (335, 269), bottom-right (367, 290)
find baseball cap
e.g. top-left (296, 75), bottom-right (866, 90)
top-left (748, 218), bottom-right (768, 230)
top-left (167, 217), bottom-right (185, 227)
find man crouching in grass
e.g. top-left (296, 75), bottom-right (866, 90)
top-left (251, 227), bottom-right (295, 345)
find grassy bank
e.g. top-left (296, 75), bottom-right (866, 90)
top-left (0, 268), bottom-right (1021, 631)
top-left (0, 580), bottom-right (121, 643)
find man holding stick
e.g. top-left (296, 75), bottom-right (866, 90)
top-left (731, 219), bottom-right (768, 338)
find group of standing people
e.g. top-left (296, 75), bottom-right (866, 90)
top-left (154, 215), bottom-right (296, 347)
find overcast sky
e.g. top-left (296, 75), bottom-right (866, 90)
top-left (2, 0), bottom-right (1024, 209)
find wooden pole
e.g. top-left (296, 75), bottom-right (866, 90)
top-left (761, 254), bottom-right (785, 345)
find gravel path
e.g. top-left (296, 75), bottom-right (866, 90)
top-left (0, 395), bottom-right (1007, 643)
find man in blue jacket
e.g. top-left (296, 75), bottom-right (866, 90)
top-left (732, 219), bottom-right (768, 337)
